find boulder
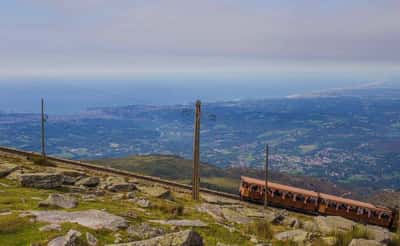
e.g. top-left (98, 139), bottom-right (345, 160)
top-left (137, 186), bottom-right (171, 199)
top-left (19, 173), bottom-right (63, 189)
top-left (201, 194), bottom-right (240, 205)
top-left (39, 223), bottom-right (62, 232)
top-left (29, 209), bottom-right (128, 231)
top-left (48, 229), bottom-right (82, 246)
top-left (274, 229), bottom-right (309, 243)
top-left (196, 203), bottom-right (225, 223)
top-left (366, 225), bottom-right (394, 243)
top-left (348, 239), bottom-right (384, 246)
top-left (59, 170), bottom-right (87, 185)
top-left (76, 177), bottom-right (100, 187)
top-left (221, 207), bottom-right (251, 224)
top-left (130, 198), bottom-right (151, 208)
top-left (0, 164), bottom-right (19, 178)
top-left (314, 216), bottom-right (356, 234)
top-left (107, 229), bottom-right (203, 246)
top-left (126, 223), bottom-right (164, 239)
top-left (39, 194), bottom-right (78, 209)
top-left (282, 216), bottom-right (300, 228)
top-left (321, 236), bottom-right (336, 246)
top-left (86, 232), bottom-right (98, 246)
top-left (107, 183), bottom-right (136, 192)
top-left (82, 194), bottom-right (97, 202)
top-left (149, 219), bottom-right (207, 227)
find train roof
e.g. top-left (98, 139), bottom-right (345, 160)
top-left (241, 176), bottom-right (318, 197)
top-left (241, 176), bottom-right (391, 213)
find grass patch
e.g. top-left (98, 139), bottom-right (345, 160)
top-left (29, 155), bottom-right (56, 167)
top-left (332, 225), bottom-right (372, 246)
top-left (243, 220), bottom-right (273, 240)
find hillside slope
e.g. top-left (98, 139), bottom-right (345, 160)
top-left (91, 155), bottom-right (348, 197)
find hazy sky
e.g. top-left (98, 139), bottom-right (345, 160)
top-left (1, 0), bottom-right (399, 79)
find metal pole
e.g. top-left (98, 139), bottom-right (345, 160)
top-left (264, 144), bottom-right (269, 209)
top-left (41, 98), bottom-right (46, 160)
top-left (192, 100), bottom-right (201, 200)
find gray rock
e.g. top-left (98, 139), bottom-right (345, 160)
top-left (39, 223), bottom-right (62, 232)
top-left (130, 198), bottom-right (150, 208)
top-left (196, 203), bottom-right (225, 223)
top-left (314, 216), bottom-right (356, 234)
top-left (112, 194), bottom-right (125, 200)
top-left (221, 207), bottom-right (252, 224)
top-left (20, 173), bottom-right (63, 189)
top-left (76, 177), bottom-right (100, 187)
top-left (282, 216), bottom-right (300, 228)
top-left (137, 186), bottom-right (171, 199)
top-left (107, 183), bottom-right (136, 192)
top-left (103, 176), bottom-right (136, 192)
top-left (0, 164), bottom-right (19, 178)
top-left (86, 232), bottom-right (98, 246)
top-left (48, 229), bottom-right (82, 246)
top-left (127, 223), bottom-right (164, 239)
top-left (107, 229), bottom-right (203, 246)
top-left (366, 225), bottom-right (394, 243)
top-left (274, 229), bottom-right (309, 243)
top-left (82, 194), bottom-right (97, 202)
top-left (201, 194), bottom-right (240, 205)
top-left (39, 194), bottom-right (78, 209)
top-left (29, 209), bottom-right (128, 231)
top-left (149, 219), bottom-right (207, 227)
top-left (348, 239), bottom-right (384, 246)
top-left (126, 192), bottom-right (136, 199)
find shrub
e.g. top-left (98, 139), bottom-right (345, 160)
top-left (29, 155), bottom-right (56, 167)
top-left (154, 202), bottom-right (184, 217)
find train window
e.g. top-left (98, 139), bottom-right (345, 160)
top-left (296, 195), bottom-right (305, 202)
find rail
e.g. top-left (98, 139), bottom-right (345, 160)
top-left (0, 146), bottom-right (240, 200)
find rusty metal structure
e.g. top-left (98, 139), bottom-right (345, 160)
top-left (239, 176), bottom-right (399, 231)
top-left (41, 98), bottom-right (46, 160)
top-left (192, 100), bottom-right (201, 200)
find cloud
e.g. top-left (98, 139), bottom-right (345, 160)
top-left (0, 0), bottom-right (399, 77)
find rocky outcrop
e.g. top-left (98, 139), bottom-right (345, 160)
top-left (48, 229), bottom-right (82, 246)
top-left (366, 225), bottom-right (394, 243)
top-left (29, 209), bottom-right (128, 231)
top-left (76, 176), bottom-right (100, 187)
top-left (86, 232), bottom-right (98, 246)
top-left (129, 197), bottom-right (151, 208)
top-left (126, 223), bottom-right (164, 240)
top-left (274, 229), bottom-right (309, 243)
top-left (19, 173), bottom-right (63, 189)
top-left (137, 186), bottom-right (172, 199)
top-left (348, 239), bottom-right (384, 246)
top-left (0, 164), bottom-right (19, 178)
top-left (59, 170), bottom-right (87, 185)
top-left (201, 194), bottom-right (240, 205)
top-left (149, 219), bottom-right (208, 227)
top-left (105, 177), bottom-right (136, 192)
top-left (39, 223), bottom-right (62, 232)
top-left (314, 216), bottom-right (356, 234)
top-left (108, 230), bottom-right (203, 246)
top-left (39, 194), bottom-right (78, 209)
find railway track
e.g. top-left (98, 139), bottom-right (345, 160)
top-left (0, 146), bottom-right (240, 201)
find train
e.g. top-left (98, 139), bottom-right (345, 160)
top-left (239, 176), bottom-right (399, 231)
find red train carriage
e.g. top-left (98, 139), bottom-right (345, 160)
top-left (239, 176), bottom-right (399, 231)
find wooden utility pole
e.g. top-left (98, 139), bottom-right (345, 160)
top-left (41, 98), bottom-right (46, 160)
top-left (192, 100), bottom-right (201, 200)
top-left (264, 144), bottom-right (269, 209)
